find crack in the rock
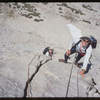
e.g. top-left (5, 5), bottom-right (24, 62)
top-left (81, 19), bottom-right (91, 24)
top-left (86, 78), bottom-right (100, 96)
top-left (23, 57), bottom-right (51, 98)
top-left (91, 78), bottom-right (96, 85)
top-left (82, 4), bottom-right (97, 12)
top-left (57, 3), bottom-right (85, 15)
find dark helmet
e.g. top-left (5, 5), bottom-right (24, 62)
top-left (43, 47), bottom-right (50, 55)
top-left (43, 47), bottom-right (54, 56)
top-left (80, 36), bottom-right (97, 49)
top-left (80, 36), bottom-right (91, 43)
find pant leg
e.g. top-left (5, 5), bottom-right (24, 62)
top-left (64, 45), bottom-right (76, 62)
top-left (64, 53), bottom-right (69, 62)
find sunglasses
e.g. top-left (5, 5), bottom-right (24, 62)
top-left (83, 39), bottom-right (89, 42)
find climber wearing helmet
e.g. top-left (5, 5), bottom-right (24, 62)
top-left (59, 36), bottom-right (97, 77)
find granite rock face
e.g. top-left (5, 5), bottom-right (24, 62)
top-left (0, 3), bottom-right (100, 97)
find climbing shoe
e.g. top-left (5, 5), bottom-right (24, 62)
top-left (58, 59), bottom-right (67, 63)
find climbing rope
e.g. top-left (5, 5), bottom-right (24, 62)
top-left (66, 59), bottom-right (74, 97)
top-left (77, 68), bottom-right (79, 97)
top-left (65, 53), bottom-right (78, 97)
top-left (75, 52), bottom-right (79, 97)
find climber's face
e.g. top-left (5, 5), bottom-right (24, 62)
top-left (49, 49), bottom-right (53, 56)
top-left (81, 39), bottom-right (89, 47)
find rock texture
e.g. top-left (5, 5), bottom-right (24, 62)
top-left (0, 3), bottom-right (100, 97)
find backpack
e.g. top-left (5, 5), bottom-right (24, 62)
top-left (89, 36), bottom-right (97, 49)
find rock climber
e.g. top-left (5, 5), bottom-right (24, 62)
top-left (59, 36), bottom-right (97, 77)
